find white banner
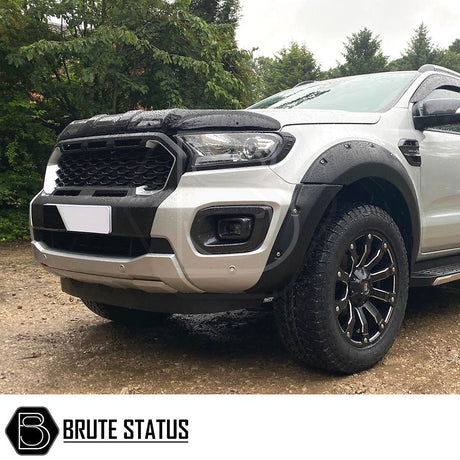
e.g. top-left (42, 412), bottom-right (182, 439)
top-left (0, 395), bottom-right (457, 459)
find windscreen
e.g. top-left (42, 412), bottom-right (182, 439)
top-left (250, 71), bottom-right (419, 113)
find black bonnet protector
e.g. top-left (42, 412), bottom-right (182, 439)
top-left (57, 109), bottom-right (282, 141)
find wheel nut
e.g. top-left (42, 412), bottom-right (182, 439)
top-left (364, 338), bottom-right (369, 344)
top-left (337, 271), bottom-right (342, 278)
top-left (392, 267), bottom-right (396, 273)
top-left (335, 306), bottom-right (340, 312)
top-left (350, 243), bottom-right (354, 250)
top-left (380, 323), bottom-right (385, 329)
top-left (346, 332), bottom-right (351, 338)
top-left (368, 234), bottom-right (372, 239)
top-left (383, 243), bottom-right (388, 249)
top-left (391, 296), bottom-right (395, 303)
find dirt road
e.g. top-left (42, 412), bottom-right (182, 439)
top-left (0, 241), bottom-right (459, 394)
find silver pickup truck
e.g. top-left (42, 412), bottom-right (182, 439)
top-left (30, 64), bottom-right (460, 373)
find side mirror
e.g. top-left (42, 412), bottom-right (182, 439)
top-left (413, 98), bottom-right (460, 130)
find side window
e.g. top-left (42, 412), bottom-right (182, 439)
top-left (417, 87), bottom-right (460, 133)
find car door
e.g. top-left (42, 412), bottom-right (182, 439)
top-left (417, 85), bottom-right (460, 253)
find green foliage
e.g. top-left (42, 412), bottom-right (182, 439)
top-left (9, 0), bottom-right (253, 119)
top-left (254, 42), bottom-right (321, 99)
top-left (190, 0), bottom-right (239, 24)
top-left (338, 28), bottom-right (388, 76)
top-left (449, 38), bottom-right (460, 55)
top-left (437, 49), bottom-right (460, 74)
top-left (390, 23), bottom-right (441, 70)
top-left (0, 207), bottom-right (30, 241)
top-left (0, 0), bottom-right (57, 241)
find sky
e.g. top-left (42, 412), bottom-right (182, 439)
top-left (236, 0), bottom-right (460, 69)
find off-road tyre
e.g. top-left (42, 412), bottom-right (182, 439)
top-left (82, 299), bottom-right (170, 326)
top-left (274, 204), bottom-right (409, 374)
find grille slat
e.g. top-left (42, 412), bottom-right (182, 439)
top-left (56, 143), bottom-right (174, 190)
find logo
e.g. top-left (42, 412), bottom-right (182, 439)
top-left (5, 407), bottom-right (59, 456)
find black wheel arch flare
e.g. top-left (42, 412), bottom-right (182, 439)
top-left (249, 140), bottom-right (421, 296)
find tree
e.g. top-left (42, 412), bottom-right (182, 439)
top-left (190, 0), bottom-right (239, 24)
top-left (9, 0), bottom-right (254, 118)
top-left (339, 28), bottom-right (388, 76)
top-left (449, 38), bottom-right (460, 54)
top-left (255, 42), bottom-right (321, 99)
top-left (391, 23), bottom-right (441, 70)
top-left (0, 0), bottom-right (57, 239)
top-left (438, 38), bottom-right (460, 73)
top-left (0, 0), bottom-right (255, 240)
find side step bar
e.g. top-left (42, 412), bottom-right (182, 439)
top-left (411, 263), bottom-right (460, 287)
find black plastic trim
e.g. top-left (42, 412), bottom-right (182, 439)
top-left (57, 109), bottom-right (282, 141)
top-left (250, 141), bottom-right (422, 296)
top-left (411, 253), bottom-right (460, 287)
top-left (32, 195), bottom-right (163, 238)
top-left (248, 184), bottom-right (342, 295)
top-left (32, 132), bottom-right (188, 239)
top-left (52, 132), bottom-right (188, 191)
top-left (35, 230), bottom-right (173, 258)
top-left (301, 140), bottom-right (420, 264)
top-left (398, 139), bottom-right (421, 166)
top-left (190, 205), bottom-right (273, 255)
top-left (414, 113), bottom-right (460, 131)
top-left (62, 279), bottom-right (266, 314)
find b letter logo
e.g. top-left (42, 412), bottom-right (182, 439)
top-left (5, 407), bottom-right (59, 455)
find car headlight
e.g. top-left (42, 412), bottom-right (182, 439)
top-left (178, 132), bottom-right (294, 169)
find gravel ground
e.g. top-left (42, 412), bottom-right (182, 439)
top-left (0, 240), bottom-right (459, 394)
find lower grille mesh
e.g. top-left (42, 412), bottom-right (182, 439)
top-left (35, 230), bottom-right (174, 257)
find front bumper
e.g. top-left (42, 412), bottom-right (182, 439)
top-left (31, 166), bottom-right (296, 295)
top-left (32, 240), bottom-right (199, 294)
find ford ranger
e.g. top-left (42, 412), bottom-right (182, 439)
top-left (30, 64), bottom-right (460, 373)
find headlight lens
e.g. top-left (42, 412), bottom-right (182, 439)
top-left (179, 132), bottom-right (284, 168)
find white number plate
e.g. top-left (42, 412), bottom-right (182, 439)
top-left (52, 204), bottom-right (112, 234)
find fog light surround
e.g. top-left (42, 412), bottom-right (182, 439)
top-left (191, 206), bottom-right (273, 254)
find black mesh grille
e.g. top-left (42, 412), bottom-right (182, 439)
top-left (56, 142), bottom-right (174, 190)
top-left (35, 230), bottom-right (174, 257)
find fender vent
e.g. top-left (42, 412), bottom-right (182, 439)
top-left (398, 139), bottom-right (421, 166)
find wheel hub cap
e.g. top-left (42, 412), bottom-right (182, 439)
top-left (349, 267), bottom-right (372, 301)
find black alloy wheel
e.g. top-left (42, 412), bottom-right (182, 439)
top-left (335, 233), bottom-right (397, 348)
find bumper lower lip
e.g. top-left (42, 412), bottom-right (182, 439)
top-left (32, 240), bottom-right (202, 294)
